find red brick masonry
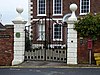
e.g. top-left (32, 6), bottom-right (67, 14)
top-left (78, 36), bottom-right (100, 64)
top-left (0, 25), bottom-right (14, 65)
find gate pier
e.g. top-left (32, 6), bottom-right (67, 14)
top-left (67, 4), bottom-right (78, 64)
top-left (12, 6), bottom-right (27, 65)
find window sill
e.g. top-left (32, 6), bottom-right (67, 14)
top-left (53, 14), bottom-right (63, 16)
top-left (37, 39), bottom-right (45, 41)
top-left (37, 14), bottom-right (46, 16)
top-left (79, 13), bottom-right (88, 16)
top-left (53, 39), bottom-right (63, 41)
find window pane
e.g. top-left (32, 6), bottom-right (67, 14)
top-left (54, 0), bottom-right (62, 14)
top-left (38, 0), bottom-right (45, 14)
top-left (81, 0), bottom-right (90, 13)
top-left (54, 24), bottom-right (62, 39)
top-left (38, 23), bottom-right (45, 40)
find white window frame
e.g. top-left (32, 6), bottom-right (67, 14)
top-left (37, 21), bottom-right (45, 41)
top-left (53, 0), bottom-right (63, 16)
top-left (80, 0), bottom-right (90, 15)
top-left (53, 23), bottom-right (62, 41)
top-left (37, 0), bottom-right (46, 16)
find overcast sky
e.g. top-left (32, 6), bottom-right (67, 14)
top-left (0, 0), bottom-right (28, 25)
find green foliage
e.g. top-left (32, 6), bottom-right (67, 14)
top-left (74, 13), bottom-right (100, 40)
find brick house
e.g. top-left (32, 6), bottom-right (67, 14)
top-left (0, 23), bottom-right (14, 65)
top-left (28, 0), bottom-right (100, 64)
top-left (0, 0), bottom-right (99, 65)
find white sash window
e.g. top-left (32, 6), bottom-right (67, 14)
top-left (80, 0), bottom-right (90, 15)
top-left (37, 0), bottom-right (46, 16)
top-left (53, 0), bottom-right (62, 16)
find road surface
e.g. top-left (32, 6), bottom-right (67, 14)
top-left (0, 68), bottom-right (100, 75)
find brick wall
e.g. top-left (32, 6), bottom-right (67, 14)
top-left (77, 37), bottom-right (89, 64)
top-left (93, 37), bottom-right (100, 52)
top-left (91, 0), bottom-right (100, 13)
top-left (78, 36), bottom-right (100, 64)
top-left (0, 25), bottom-right (14, 65)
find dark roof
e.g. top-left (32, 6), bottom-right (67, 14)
top-left (0, 22), bottom-right (5, 30)
top-left (0, 22), bottom-right (4, 28)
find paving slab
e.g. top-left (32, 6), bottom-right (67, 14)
top-left (17, 61), bottom-right (67, 66)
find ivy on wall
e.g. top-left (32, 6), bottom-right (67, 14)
top-left (74, 13), bottom-right (100, 40)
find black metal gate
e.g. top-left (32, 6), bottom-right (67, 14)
top-left (24, 17), bottom-right (67, 62)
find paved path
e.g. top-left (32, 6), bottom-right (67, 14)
top-left (15, 61), bottom-right (99, 68)
top-left (17, 61), bottom-right (67, 66)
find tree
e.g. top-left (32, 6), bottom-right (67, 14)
top-left (74, 13), bottom-right (100, 40)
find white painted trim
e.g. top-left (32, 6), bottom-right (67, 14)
top-left (80, 0), bottom-right (90, 15)
top-left (37, 14), bottom-right (46, 16)
top-left (30, 16), bottom-right (33, 18)
top-left (32, 44), bottom-right (66, 49)
top-left (30, 2), bottom-right (33, 5)
top-left (37, 0), bottom-right (39, 15)
top-left (49, 44), bottom-right (66, 49)
top-left (79, 13), bottom-right (88, 15)
top-left (80, 0), bottom-right (82, 14)
top-left (53, 14), bottom-right (63, 16)
top-left (30, 7), bottom-right (33, 9)
top-left (28, 0), bottom-right (32, 25)
top-left (53, 0), bottom-right (63, 16)
top-left (31, 18), bottom-right (63, 21)
top-left (29, 1), bottom-right (33, 5)
top-left (28, 0), bottom-right (33, 40)
top-left (30, 11), bottom-right (33, 14)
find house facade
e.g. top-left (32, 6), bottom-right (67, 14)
top-left (26, 0), bottom-right (100, 63)
top-left (0, 0), bottom-right (100, 65)
top-left (27, 0), bottom-right (100, 64)
top-left (28, 0), bottom-right (100, 48)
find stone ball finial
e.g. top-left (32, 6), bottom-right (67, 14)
top-left (12, 5), bottom-right (27, 24)
top-left (67, 3), bottom-right (78, 21)
top-left (70, 3), bottom-right (77, 12)
top-left (16, 6), bottom-right (23, 14)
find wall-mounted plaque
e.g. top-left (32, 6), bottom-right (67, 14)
top-left (16, 32), bottom-right (20, 38)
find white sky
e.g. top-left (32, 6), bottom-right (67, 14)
top-left (0, 0), bottom-right (28, 25)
